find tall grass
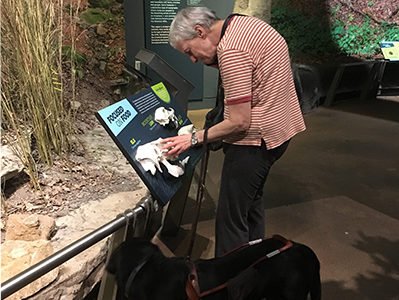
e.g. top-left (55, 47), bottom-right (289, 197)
top-left (1, 0), bottom-right (75, 185)
top-left (66, 0), bottom-right (83, 110)
top-left (2, 99), bottom-right (40, 188)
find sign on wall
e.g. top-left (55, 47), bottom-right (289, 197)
top-left (143, 0), bottom-right (204, 100)
top-left (380, 41), bottom-right (399, 61)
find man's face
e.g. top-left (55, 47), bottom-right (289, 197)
top-left (175, 27), bottom-right (218, 67)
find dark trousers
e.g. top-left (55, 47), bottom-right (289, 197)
top-left (215, 139), bottom-right (290, 257)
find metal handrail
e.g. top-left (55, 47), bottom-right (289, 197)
top-left (1, 196), bottom-right (154, 299)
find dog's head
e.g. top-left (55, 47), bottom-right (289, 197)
top-left (106, 238), bottom-right (160, 296)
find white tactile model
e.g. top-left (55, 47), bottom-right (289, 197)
top-left (154, 107), bottom-right (179, 128)
top-left (135, 138), bottom-right (189, 178)
top-left (177, 124), bottom-right (195, 136)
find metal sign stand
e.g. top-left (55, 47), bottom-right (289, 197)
top-left (134, 49), bottom-right (196, 236)
top-left (96, 49), bottom-right (196, 299)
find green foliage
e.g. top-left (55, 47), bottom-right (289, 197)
top-left (331, 17), bottom-right (399, 56)
top-left (89, 0), bottom-right (112, 9)
top-left (381, 22), bottom-right (399, 41)
top-left (270, 5), bottom-right (338, 58)
top-left (271, 3), bottom-right (399, 60)
top-left (62, 46), bottom-right (87, 79)
top-left (62, 46), bottom-right (87, 67)
top-left (332, 18), bottom-right (372, 55)
top-left (80, 8), bottom-right (112, 25)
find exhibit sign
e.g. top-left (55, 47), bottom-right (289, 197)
top-left (96, 82), bottom-right (202, 205)
top-left (143, 0), bottom-right (203, 100)
top-left (380, 41), bottom-right (399, 61)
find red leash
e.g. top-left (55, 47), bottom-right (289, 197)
top-left (185, 235), bottom-right (293, 300)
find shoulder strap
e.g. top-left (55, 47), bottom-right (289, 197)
top-left (186, 129), bottom-right (210, 259)
top-left (220, 13), bottom-right (245, 39)
top-left (215, 13), bottom-right (246, 109)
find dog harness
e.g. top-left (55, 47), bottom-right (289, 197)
top-left (124, 254), bottom-right (151, 298)
top-left (185, 235), bottom-right (293, 300)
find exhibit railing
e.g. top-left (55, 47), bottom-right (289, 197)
top-left (1, 194), bottom-right (157, 299)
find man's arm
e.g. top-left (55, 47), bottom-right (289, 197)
top-left (161, 101), bottom-right (251, 156)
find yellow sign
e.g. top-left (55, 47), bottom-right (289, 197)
top-left (151, 82), bottom-right (171, 103)
top-left (380, 41), bottom-right (399, 61)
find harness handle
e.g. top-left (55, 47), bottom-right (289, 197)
top-left (185, 235), bottom-right (293, 300)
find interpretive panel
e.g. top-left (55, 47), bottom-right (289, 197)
top-left (143, 0), bottom-right (203, 100)
top-left (380, 41), bottom-right (399, 61)
top-left (95, 82), bottom-right (201, 205)
top-left (147, 0), bottom-right (184, 45)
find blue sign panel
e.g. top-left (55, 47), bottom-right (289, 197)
top-left (97, 99), bottom-right (138, 136)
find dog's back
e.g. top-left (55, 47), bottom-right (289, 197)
top-left (254, 242), bottom-right (321, 300)
top-left (195, 239), bottom-right (320, 300)
top-left (107, 237), bottom-right (321, 300)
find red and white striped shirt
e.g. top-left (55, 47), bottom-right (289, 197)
top-left (218, 15), bottom-right (306, 149)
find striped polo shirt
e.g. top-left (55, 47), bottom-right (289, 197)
top-left (218, 15), bottom-right (306, 149)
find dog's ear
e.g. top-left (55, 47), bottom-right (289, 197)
top-left (105, 238), bottom-right (160, 275)
top-left (106, 241), bottom-right (127, 275)
top-left (106, 249), bottom-right (118, 275)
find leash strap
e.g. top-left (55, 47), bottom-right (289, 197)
top-left (186, 128), bottom-right (210, 259)
top-left (185, 260), bottom-right (201, 300)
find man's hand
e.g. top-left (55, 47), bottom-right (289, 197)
top-left (161, 101), bottom-right (250, 156)
top-left (161, 134), bottom-right (191, 156)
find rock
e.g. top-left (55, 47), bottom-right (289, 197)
top-left (1, 240), bottom-right (59, 300)
top-left (106, 62), bottom-right (124, 77)
top-left (233, 0), bottom-right (271, 23)
top-left (1, 145), bottom-right (24, 183)
top-left (113, 87), bottom-right (121, 95)
top-left (70, 100), bottom-right (82, 110)
top-left (100, 99), bottom-right (110, 107)
top-left (81, 125), bottom-right (140, 176)
top-left (27, 189), bottom-right (148, 300)
top-left (6, 214), bottom-right (56, 241)
top-left (99, 60), bottom-right (107, 71)
top-left (96, 23), bottom-right (108, 36)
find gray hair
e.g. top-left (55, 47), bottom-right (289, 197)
top-left (169, 7), bottom-right (220, 48)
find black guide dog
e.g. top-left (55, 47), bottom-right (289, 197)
top-left (106, 236), bottom-right (321, 300)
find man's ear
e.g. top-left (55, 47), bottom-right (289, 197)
top-left (194, 25), bottom-right (206, 39)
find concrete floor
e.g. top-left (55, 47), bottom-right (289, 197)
top-left (156, 96), bottom-right (399, 300)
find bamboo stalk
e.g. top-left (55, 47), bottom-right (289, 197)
top-left (1, 0), bottom-right (76, 186)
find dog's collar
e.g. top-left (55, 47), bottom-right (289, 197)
top-left (124, 255), bottom-right (151, 298)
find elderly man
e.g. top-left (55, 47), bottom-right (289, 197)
top-left (162, 7), bottom-right (305, 256)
